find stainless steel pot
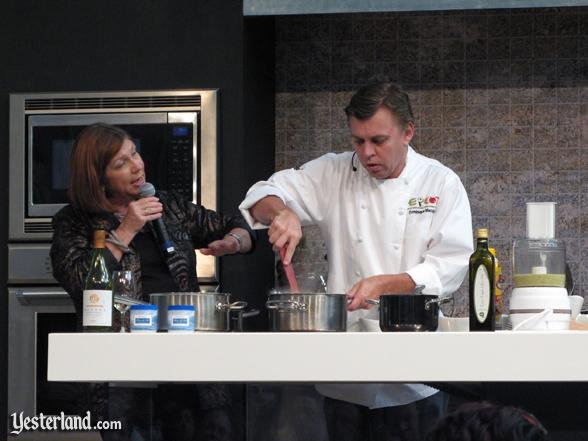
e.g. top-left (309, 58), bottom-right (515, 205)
top-left (149, 292), bottom-right (247, 331)
top-left (266, 293), bottom-right (347, 332)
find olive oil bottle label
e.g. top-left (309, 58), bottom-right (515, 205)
top-left (83, 290), bottom-right (113, 327)
top-left (473, 266), bottom-right (491, 324)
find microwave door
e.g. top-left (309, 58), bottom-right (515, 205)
top-left (28, 113), bottom-right (169, 218)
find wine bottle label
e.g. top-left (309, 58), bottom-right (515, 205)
top-left (83, 289), bottom-right (113, 327)
top-left (473, 266), bottom-right (491, 324)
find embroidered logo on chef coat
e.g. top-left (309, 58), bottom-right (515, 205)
top-left (407, 196), bottom-right (439, 214)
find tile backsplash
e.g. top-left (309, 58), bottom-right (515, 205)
top-left (274, 8), bottom-right (588, 315)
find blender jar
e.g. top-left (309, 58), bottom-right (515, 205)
top-left (512, 239), bottom-right (566, 288)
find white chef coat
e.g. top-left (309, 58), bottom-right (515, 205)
top-left (239, 146), bottom-right (473, 408)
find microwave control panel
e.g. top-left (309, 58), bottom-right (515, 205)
top-left (167, 124), bottom-right (195, 201)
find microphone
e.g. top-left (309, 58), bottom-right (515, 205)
top-left (351, 152), bottom-right (358, 172)
top-left (139, 182), bottom-right (175, 254)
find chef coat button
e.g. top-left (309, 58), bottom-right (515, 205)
top-left (358, 237), bottom-right (363, 243)
top-left (393, 244), bottom-right (400, 250)
top-left (361, 204), bottom-right (367, 210)
top-left (398, 209), bottom-right (405, 216)
top-left (355, 270), bottom-right (361, 276)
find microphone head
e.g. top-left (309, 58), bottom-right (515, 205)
top-left (139, 182), bottom-right (156, 198)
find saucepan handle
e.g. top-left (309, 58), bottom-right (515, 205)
top-left (241, 308), bottom-right (260, 318)
top-left (424, 295), bottom-right (453, 311)
top-left (230, 308), bottom-right (260, 332)
top-left (365, 299), bottom-right (380, 306)
top-left (216, 301), bottom-right (248, 311)
top-left (229, 301), bottom-right (247, 310)
top-left (414, 285), bottom-right (426, 294)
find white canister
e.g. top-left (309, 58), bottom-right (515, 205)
top-left (167, 305), bottom-right (196, 332)
top-left (130, 305), bottom-right (158, 333)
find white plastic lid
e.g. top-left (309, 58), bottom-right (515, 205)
top-left (526, 202), bottom-right (556, 239)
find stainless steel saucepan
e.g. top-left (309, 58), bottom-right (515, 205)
top-left (150, 292), bottom-right (248, 331)
top-left (266, 292), bottom-right (347, 332)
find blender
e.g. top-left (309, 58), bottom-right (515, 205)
top-left (509, 202), bottom-right (571, 330)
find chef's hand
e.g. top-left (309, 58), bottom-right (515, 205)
top-left (347, 274), bottom-right (417, 311)
top-left (118, 197), bottom-right (163, 235)
top-left (347, 275), bottom-right (390, 311)
top-left (268, 207), bottom-right (302, 265)
top-left (200, 237), bottom-right (240, 256)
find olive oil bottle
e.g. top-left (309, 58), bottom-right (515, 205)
top-left (83, 228), bottom-right (113, 332)
top-left (469, 228), bottom-right (496, 331)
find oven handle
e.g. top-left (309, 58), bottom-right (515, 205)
top-left (15, 290), bottom-right (69, 299)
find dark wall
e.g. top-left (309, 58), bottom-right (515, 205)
top-left (223, 15), bottom-right (276, 330)
top-left (0, 0), bottom-right (275, 435)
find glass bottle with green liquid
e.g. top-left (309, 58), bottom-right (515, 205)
top-left (469, 228), bottom-right (496, 331)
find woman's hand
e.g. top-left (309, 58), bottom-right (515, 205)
top-left (268, 207), bottom-right (302, 265)
top-left (200, 237), bottom-right (239, 256)
top-left (106, 197), bottom-right (162, 261)
top-left (118, 197), bottom-right (163, 235)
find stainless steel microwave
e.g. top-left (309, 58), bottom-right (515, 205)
top-left (9, 89), bottom-right (219, 283)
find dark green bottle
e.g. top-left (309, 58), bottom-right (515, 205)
top-left (469, 228), bottom-right (496, 332)
top-left (83, 229), bottom-right (113, 332)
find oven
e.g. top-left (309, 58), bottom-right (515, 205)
top-left (7, 90), bottom-right (219, 439)
top-left (6, 287), bottom-right (98, 439)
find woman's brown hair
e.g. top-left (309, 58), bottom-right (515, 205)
top-left (68, 123), bottom-right (130, 213)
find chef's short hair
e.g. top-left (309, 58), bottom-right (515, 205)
top-left (345, 82), bottom-right (414, 127)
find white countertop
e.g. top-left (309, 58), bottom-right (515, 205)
top-left (47, 331), bottom-right (588, 383)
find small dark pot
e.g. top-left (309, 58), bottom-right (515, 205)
top-left (378, 295), bottom-right (440, 332)
top-left (366, 286), bottom-right (451, 332)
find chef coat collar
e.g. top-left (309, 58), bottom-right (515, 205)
top-left (397, 145), bottom-right (417, 185)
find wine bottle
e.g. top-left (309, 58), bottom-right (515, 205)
top-left (469, 228), bottom-right (496, 331)
top-left (83, 228), bottom-right (114, 332)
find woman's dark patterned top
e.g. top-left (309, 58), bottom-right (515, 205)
top-left (50, 190), bottom-right (255, 324)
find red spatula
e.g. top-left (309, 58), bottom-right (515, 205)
top-left (279, 247), bottom-right (300, 293)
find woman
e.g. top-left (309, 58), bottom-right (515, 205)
top-left (51, 122), bottom-right (253, 316)
top-left (50, 122), bottom-right (255, 441)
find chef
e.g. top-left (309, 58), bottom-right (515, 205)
top-left (239, 82), bottom-right (473, 441)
